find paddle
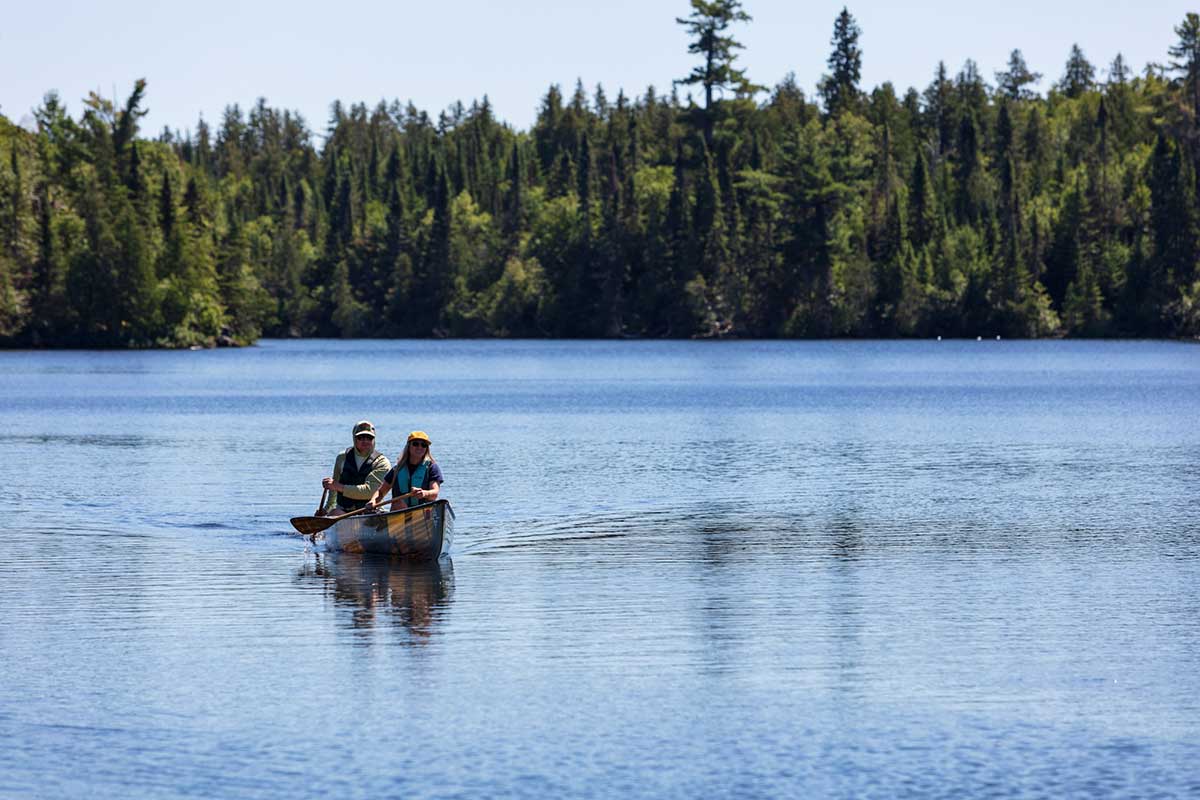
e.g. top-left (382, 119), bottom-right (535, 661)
top-left (288, 489), bottom-right (330, 535)
top-left (289, 489), bottom-right (422, 535)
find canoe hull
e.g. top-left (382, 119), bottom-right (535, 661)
top-left (322, 500), bottom-right (455, 559)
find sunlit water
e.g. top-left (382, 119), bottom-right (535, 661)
top-left (1, 339), bottom-right (1198, 798)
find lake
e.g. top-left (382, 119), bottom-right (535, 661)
top-left (1, 339), bottom-right (1198, 798)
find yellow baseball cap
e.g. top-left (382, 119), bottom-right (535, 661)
top-left (407, 430), bottom-right (431, 444)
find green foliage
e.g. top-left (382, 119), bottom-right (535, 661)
top-left (0, 254), bottom-right (24, 336)
top-left (819, 8), bottom-right (864, 117)
top-left (996, 50), bottom-right (1042, 100)
top-left (675, 0), bottom-right (760, 138)
top-left (3, 9), bottom-right (1200, 347)
top-left (1168, 13), bottom-right (1200, 117)
top-left (1059, 45), bottom-right (1096, 99)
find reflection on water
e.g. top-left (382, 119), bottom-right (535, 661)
top-left (299, 553), bottom-right (454, 640)
top-left (2, 340), bottom-right (1199, 798)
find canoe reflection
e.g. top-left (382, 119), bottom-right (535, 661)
top-left (310, 552), bottom-right (455, 638)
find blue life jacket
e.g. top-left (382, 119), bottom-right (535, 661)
top-left (392, 458), bottom-right (432, 507)
top-left (337, 447), bottom-right (385, 510)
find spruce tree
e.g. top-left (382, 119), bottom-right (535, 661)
top-left (923, 62), bottom-right (955, 156)
top-left (158, 173), bottom-right (175, 238)
top-left (1149, 132), bottom-right (1199, 296)
top-left (907, 149), bottom-right (939, 249)
top-left (819, 8), bottom-right (863, 117)
top-left (995, 50), bottom-right (1042, 100)
top-left (502, 141), bottom-right (524, 251)
top-left (1059, 44), bottom-right (1096, 99)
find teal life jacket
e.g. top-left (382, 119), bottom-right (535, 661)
top-left (392, 458), bottom-right (431, 507)
top-left (337, 447), bottom-right (385, 511)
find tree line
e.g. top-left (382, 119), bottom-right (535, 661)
top-left (2, 3), bottom-right (1200, 346)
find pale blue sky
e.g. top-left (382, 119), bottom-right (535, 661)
top-left (1, 0), bottom-right (1190, 138)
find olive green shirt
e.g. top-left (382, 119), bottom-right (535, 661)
top-left (322, 449), bottom-right (392, 513)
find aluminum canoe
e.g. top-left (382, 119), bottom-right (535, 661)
top-left (320, 499), bottom-right (455, 559)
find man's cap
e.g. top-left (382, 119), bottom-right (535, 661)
top-left (353, 420), bottom-right (376, 438)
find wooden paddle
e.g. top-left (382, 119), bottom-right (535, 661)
top-left (289, 489), bottom-right (422, 535)
top-left (288, 489), bottom-right (330, 535)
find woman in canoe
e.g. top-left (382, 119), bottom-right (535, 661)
top-left (368, 430), bottom-right (444, 510)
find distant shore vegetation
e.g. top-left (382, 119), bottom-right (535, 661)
top-left (3, 4), bottom-right (1200, 347)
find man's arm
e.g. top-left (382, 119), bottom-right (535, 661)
top-left (320, 452), bottom-right (345, 513)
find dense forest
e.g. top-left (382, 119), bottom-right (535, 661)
top-left (3, 4), bottom-right (1200, 346)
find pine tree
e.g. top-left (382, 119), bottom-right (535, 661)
top-left (674, 0), bottom-right (759, 145)
top-left (1169, 13), bottom-right (1200, 122)
top-left (112, 79), bottom-right (148, 181)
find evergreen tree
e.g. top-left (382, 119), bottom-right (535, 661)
top-left (819, 8), bottom-right (863, 117)
top-left (922, 62), bottom-right (956, 156)
top-left (1059, 44), bottom-right (1096, 99)
top-left (663, 141), bottom-right (696, 334)
top-left (907, 148), bottom-right (939, 249)
top-left (695, 140), bottom-right (729, 288)
top-left (158, 172), bottom-right (175, 239)
top-left (502, 141), bottom-right (525, 252)
top-left (3, 10), bottom-right (1200, 346)
top-left (995, 50), bottom-right (1042, 100)
top-left (674, 0), bottom-right (758, 145)
top-left (1045, 177), bottom-right (1083, 307)
top-left (953, 112), bottom-right (987, 225)
top-left (1149, 132), bottom-right (1199, 298)
top-left (1169, 13), bottom-right (1200, 122)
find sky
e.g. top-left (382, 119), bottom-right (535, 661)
top-left (0, 0), bottom-right (1191, 140)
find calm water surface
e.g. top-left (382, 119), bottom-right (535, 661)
top-left (1, 340), bottom-right (1198, 798)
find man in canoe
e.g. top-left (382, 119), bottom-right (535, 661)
top-left (368, 430), bottom-right (444, 510)
top-left (318, 420), bottom-right (392, 517)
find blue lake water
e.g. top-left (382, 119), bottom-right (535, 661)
top-left (1, 339), bottom-right (1198, 798)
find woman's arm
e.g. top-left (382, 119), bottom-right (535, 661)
top-left (366, 477), bottom-right (394, 509)
top-left (412, 480), bottom-right (440, 503)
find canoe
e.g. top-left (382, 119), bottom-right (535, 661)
top-left (320, 499), bottom-right (455, 559)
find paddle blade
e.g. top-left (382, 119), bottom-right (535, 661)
top-left (290, 515), bottom-right (335, 535)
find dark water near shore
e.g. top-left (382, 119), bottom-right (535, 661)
top-left (1, 339), bottom-right (1198, 798)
